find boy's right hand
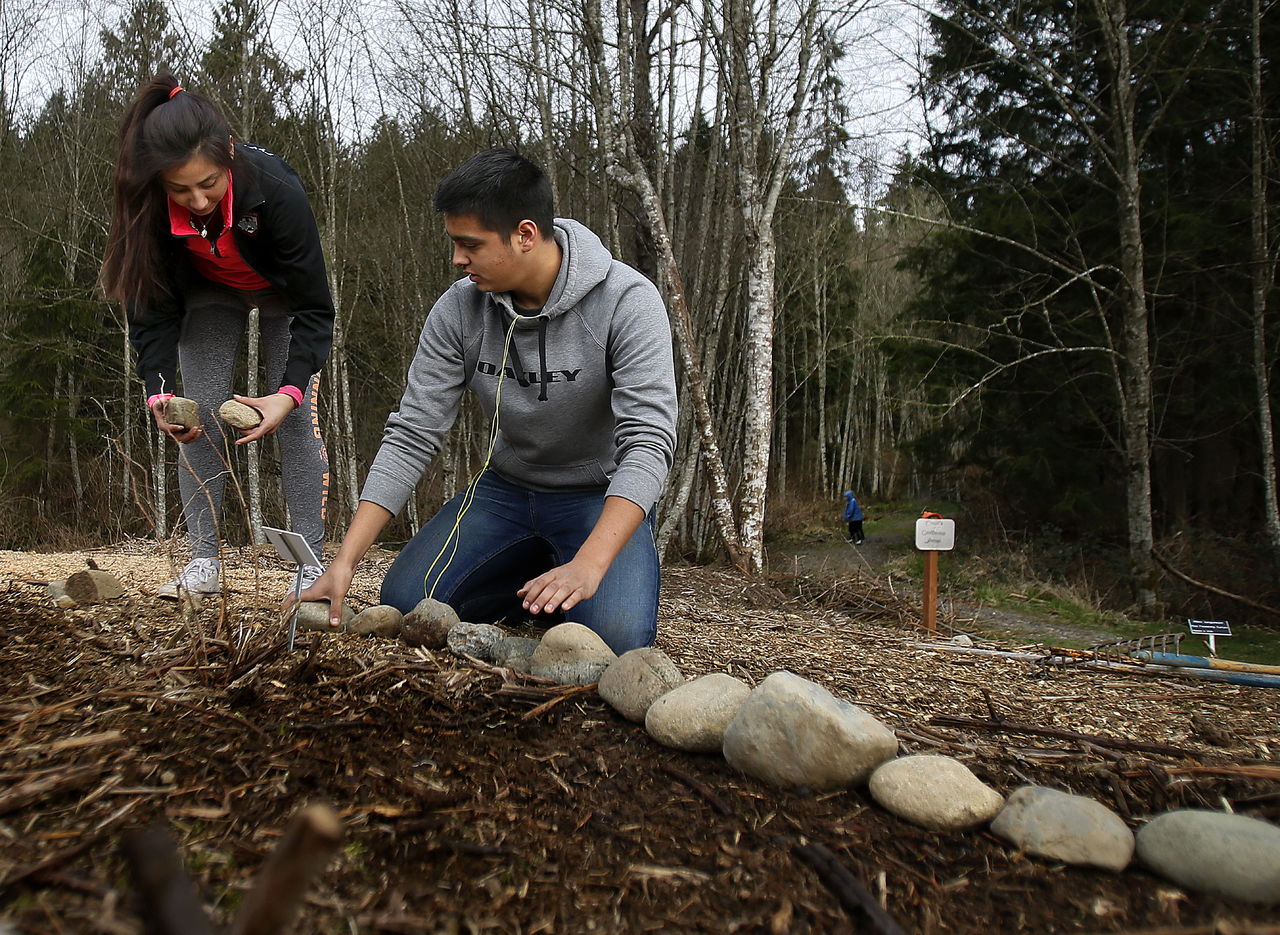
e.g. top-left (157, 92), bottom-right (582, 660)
top-left (150, 398), bottom-right (203, 444)
top-left (294, 562), bottom-right (356, 628)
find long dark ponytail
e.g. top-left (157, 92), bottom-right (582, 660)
top-left (102, 75), bottom-right (233, 315)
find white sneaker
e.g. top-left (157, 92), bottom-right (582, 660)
top-left (296, 564), bottom-right (324, 592)
top-left (157, 558), bottom-right (222, 599)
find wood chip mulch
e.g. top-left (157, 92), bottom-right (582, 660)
top-left (1, 543), bottom-right (1278, 934)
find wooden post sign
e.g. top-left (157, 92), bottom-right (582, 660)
top-left (1187, 618), bottom-right (1231, 657)
top-left (915, 514), bottom-right (955, 634)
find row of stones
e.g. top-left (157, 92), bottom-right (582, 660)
top-left (372, 600), bottom-right (1280, 907)
top-left (47, 580), bottom-right (1280, 906)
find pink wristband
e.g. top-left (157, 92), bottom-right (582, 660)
top-left (147, 393), bottom-right (175, 409)
top-left (277, 385), bottom-right (304, 409)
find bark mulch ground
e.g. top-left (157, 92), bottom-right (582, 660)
top-left (1, 543), bottom-right (1278, 934)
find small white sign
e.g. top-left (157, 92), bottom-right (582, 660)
top-left (1187, 618), bottom-right (1231, 657)
top-left (1187, 619), bottom-right (1231, 636)
top-left (261, 526), bottom-right (321, 652)
top-left (915, 518), bottom-right (956, 551)
top-left (262, 525), bottom-right (320, 569)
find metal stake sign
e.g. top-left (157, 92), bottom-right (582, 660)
top-left (915, 514), bottom-right (955, 634)
top-left (262, 526), bottom-right (321, 650)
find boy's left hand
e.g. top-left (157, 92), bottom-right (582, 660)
top-left (231, 393), bottom-right (296, 444)
top-left (518, 559), bottom-right (603, 615)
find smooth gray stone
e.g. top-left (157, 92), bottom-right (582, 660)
top-left (529, 623), bottom-right (618, 685)
top-left (350, 605), bottom-right (403, 637)
top-left (293, 600), bottom-right (354, 633)
top-left (492, 636), bottom-right (541, 673)
top-left (645, 673), bottom-right (749, 753)
top-left (598, 648), bottom-right (685, 722)
top-left (1137, 809), bottom-right (1280, 904)
top-left (447, 622), bottom-right (507, 661)
top-left (990, 785), bottom-right (1133, 871)
top-left (868, 754), bottom-right (1004, 831)
top-left (402, 598), bottom-right (460, 648)
top-left (722, 671), bottom-right (898, 791)
top-left (47, 579), bottom-right (77, 608)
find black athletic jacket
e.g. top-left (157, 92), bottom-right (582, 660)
top-left (127, 143), bottom-right (335, 398)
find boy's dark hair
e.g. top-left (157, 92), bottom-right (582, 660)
top-left (433, 149), bottom-right (554, 240)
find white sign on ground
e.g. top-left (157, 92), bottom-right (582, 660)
top-left (915, 518), bottom-right (956, 551)
top-left (1187, 619), bottom-right (1232, 636)
top-left (262, 526), bottom-right (321, 650)
top-left (262, 526), bottom-right (320, 569)
top-left (1187, 618), bottom-right (1232, 657)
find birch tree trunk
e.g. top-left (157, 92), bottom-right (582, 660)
top-left (1097, 0), bottom-right (1156, 610)
top-left (66, 370), bottom-right (83, 506)
top-left (246, 306), bottom-right (264, 543)
top-left (721, 0), bottom-right (824, 571)
top-left (623, 167), bottom-right (751, 571)
top-left (581, 0), bottom-right (750, 569)
top-left (1248, 0), bottom-right (1280, 565)
top-left (736, 221), bottom-right (776, 569)
top-left (154, 423), bottom-right (168, 539)
top-left (122, 330), bottom-right (134, 519)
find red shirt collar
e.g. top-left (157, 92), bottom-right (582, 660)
top-left (168, 169), bottom-right (235, 236)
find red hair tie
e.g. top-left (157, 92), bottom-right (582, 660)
top-left (168, 86), bottom-right (184, 99)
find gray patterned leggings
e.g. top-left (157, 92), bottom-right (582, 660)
top-left (176, 282), bottom-right (328, 559)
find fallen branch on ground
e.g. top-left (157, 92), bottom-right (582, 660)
top-left (791, 840), bottom-right (907, 935)
top-left (929, 714), bottom-right (1199, 758)
top-left (0, 763), bottom-right (105, 816)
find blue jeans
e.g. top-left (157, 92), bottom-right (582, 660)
top-left (381, 471), bottom-right (659, 653)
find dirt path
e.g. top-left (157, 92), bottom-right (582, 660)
top-left (773, 533), bottom-right (1124, 646)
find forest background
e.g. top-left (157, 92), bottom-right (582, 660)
top-left (0, 0), bottom-right (1277, 627)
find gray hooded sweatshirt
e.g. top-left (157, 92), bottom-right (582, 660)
top-left (360, 218), bottom-right (678, 516)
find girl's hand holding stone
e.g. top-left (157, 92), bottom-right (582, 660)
top-left (230, 393), bottom-right (295, 444)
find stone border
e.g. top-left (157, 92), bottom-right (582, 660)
top-left (64, 586), bottom-right (1278, 907)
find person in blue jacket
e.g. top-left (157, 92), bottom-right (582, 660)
top-left (843, 491), bottom-right (865, 544)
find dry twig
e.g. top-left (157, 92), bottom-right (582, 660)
top-left (930, 714), bottom-right (1201, 758)
top-left (231, 803), bottom-right (345, 935)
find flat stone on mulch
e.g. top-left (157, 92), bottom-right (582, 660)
top-left (644, 672), bottom-right (749, 753)
top-left (868, 754), bottom-right (1004, 831)
top-left (991, 785), bottom-right (1133, 872)
top-left (492, 636), bottom-right (541, 673)
top-left (64, 569), bottom-right (125, 604)
top-left (447, 622), bottom-right (506, 662)
top-left (529, 623), bottom-right (617, 685)
top-left (401, 598), bottom-right (460, 648)
top-left (350, 605), bottom-right (403, 638)
top-left (598, 647), bottom-right (685, 723)
top-left (722, 671), bottom-right (898, 791)
top-left (1136, 809), bottom-right (1280, 904)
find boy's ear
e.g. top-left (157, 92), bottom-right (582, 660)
top-left (515, 219), bottom-right (539, 250)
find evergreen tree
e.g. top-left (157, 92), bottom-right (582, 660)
top-left (199, 0), bottom-right (301, 144)
top-left (909, 0), bottom-right (1276, 605)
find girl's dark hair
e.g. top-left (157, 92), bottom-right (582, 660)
top-left (102, 75), bottom-right (233, 314)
